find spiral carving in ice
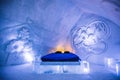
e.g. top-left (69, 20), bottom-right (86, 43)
top-left (71, 21), bottom-right (110, 58)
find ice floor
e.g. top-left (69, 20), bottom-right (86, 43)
top-left (0, 63), bottom-right (119, 80)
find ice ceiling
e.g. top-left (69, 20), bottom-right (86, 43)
top-left (0, 0), bottom-right (120, 66)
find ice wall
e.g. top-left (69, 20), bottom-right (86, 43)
top-left (0, 0), bottom-right (120, 66)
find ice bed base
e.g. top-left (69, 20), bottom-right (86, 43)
top-left (33, 61), bottom-right (90, 74)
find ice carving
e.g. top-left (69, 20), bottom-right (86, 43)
top-left (71, 21), bottom-right (110, 58)
top-left (17, 27), bottom-right (30, 40)
top-left (5, 26), bottom-right (34, 65)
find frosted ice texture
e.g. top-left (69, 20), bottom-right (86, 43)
top-left (0, 0), bottom-right (120, 66)
top-left (70, 14), bottom-right (112, 59)
top-left (72, 21), bottom-right (109, 52)
top-left (0, 23), bottom-right (35, 65)
top-left (33, 60), bottom-right (90, 74)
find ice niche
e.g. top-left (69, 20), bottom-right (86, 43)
top-left (0, 20), bottom-right (37, 65)
top-left (71, 13), bottom-right (111, 59)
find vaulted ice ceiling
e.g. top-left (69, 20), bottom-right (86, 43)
top-left (0, 0), bottom-right (120, 65)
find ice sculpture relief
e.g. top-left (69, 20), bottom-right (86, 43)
top-left (71, 20), bottom-right (111, 59)
top-left (6, 27), bottom-right (34, 64)
top-left (0, 23), bottom-right (34, 65)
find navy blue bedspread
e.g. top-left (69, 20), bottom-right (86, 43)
top-left (41, 52), bottom-right (80, 62)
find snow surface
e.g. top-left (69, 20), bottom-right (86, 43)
top-left (0, 63), bottom-right (119, 80)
